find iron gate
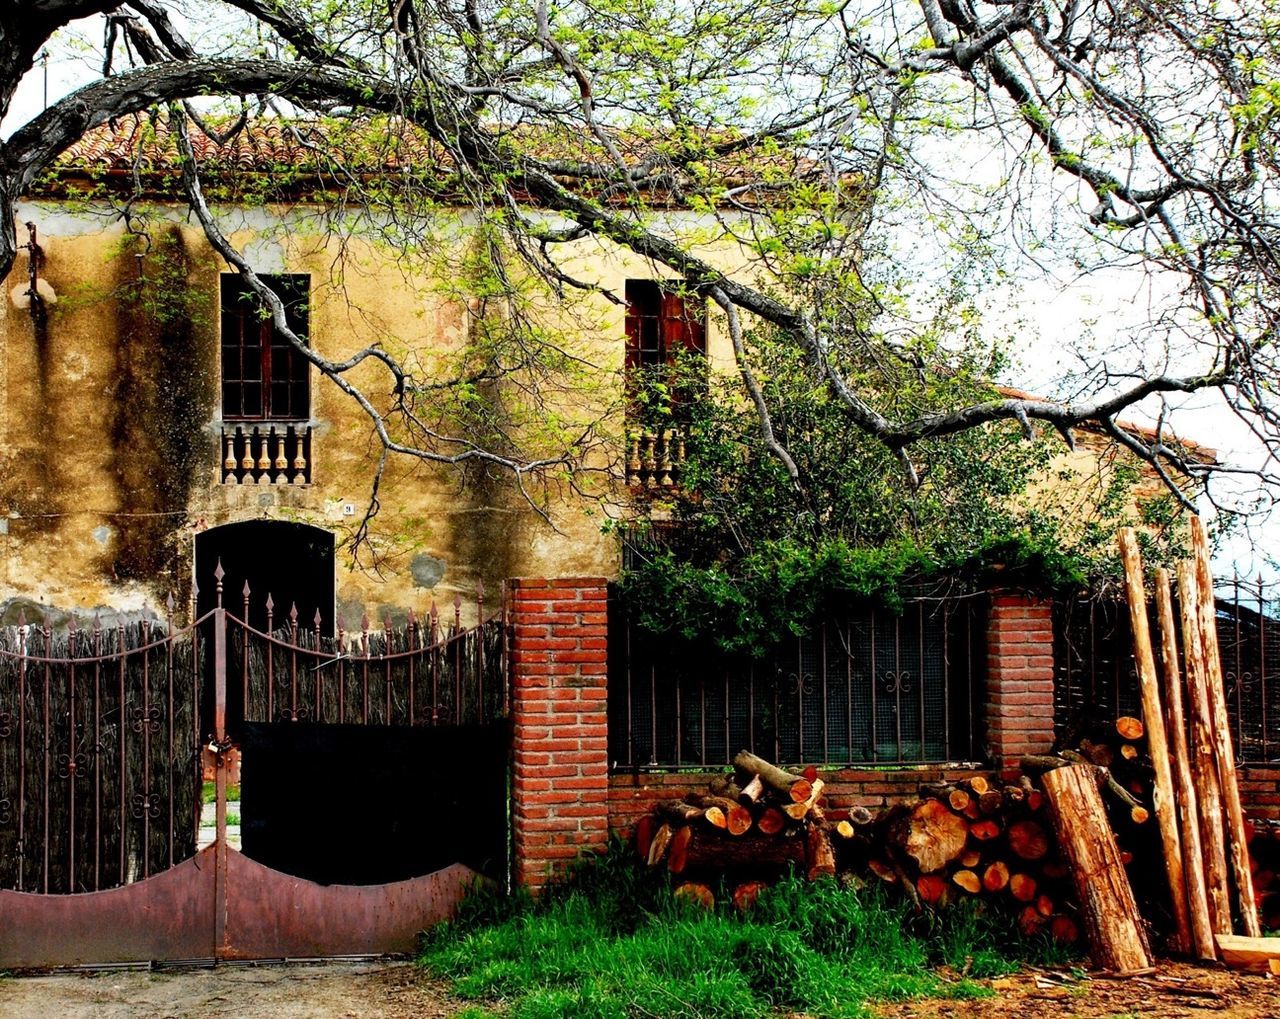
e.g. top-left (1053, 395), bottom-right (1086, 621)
top-left (0, 568), bottom-right (507, 968)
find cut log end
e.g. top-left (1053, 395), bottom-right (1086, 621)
top-left (893, 798), bottom-right (969, 874)
top-left (674, 882), bottom-right (715, 910)
top-left (1116, 716), bottom-right (1145, 741)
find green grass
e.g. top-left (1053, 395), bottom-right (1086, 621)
top-left (420, 845), bottom-right (1075, 1018)
top-left (201, 781), bottom-right (241, 804)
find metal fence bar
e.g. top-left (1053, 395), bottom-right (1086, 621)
top-left (1054, 580), bottom-right (1280, 763)
top-left (607, 589), bottom-right (988, 770)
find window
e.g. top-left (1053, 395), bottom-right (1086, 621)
top-left (220, 273), bottom-right (310, 421)
top-left (623, 279), bottom-right (705, 420)
top-left (219, 274), bottom-right (313, 485)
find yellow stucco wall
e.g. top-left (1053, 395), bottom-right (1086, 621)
top-left (0, 199), bottom-right (740, 627)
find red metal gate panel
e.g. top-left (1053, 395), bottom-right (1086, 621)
top-left (0, 846), bottom-right (217, 967)
top-left (220, 853), bottom-right (478, 959)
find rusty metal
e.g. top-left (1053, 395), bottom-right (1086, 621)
top-left (2, 613), bottom-right (201, 895)
top-left (221, 852), bottom-right (479, 960)
top-left (0, 846), bottom-right (218, 967)
top-left (0, 568), bottom-right (505, 966)
top-left (222, 585), bottom-right (501, 731)
top-left (0, 838), bottom-right (479, 967)
top-left (609, 586), bottom-right (986, 769)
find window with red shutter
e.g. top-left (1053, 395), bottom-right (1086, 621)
top-left (623, 279), bottom-right (705, 423)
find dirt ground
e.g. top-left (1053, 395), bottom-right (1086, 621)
top-left (875, 961), bottom-right (1280, 1019)
top-left (2, 958), bottom-right (1278, 1018)
top-left (0, 960), bottom-right (462, 1019)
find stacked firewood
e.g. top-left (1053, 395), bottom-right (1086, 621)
top-left (633, 749), bottom-right (1082, 942)
top-left (634, 750), bottom-right (854, 911)
top-left (1246, 818), bottom-right (1280, 932)
top-left (864, 774), bottom-right (1080, 944)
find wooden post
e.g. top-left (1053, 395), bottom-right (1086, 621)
top-left (1191, 517), bottom-right (1261, 936)
top-left (1178, 562), bottom-right (1233, 934)
top-left (1042, 764), bottom-right (1153, 974)
top-left (1154, 566), bottom-right (1215, 960)
top-left (1117, 528), bottom-right (1191, 955)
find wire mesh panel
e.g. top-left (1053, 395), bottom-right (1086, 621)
top-left (609, 590), bottom-right (987, 770)
top-left (1216, 577), bottom-right (1280, 763)
top-left (1054, 581), bottom-right (1280, 763)
top-left (0, 613), bottom-right (201, 893)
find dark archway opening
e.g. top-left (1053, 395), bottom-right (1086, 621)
top-left (195, 520), bottom-right (335, 633)
top-left (195, 520), bottom-right (335, 737)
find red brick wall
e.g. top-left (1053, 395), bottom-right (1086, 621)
top-left (509, 580), bottom-right (1280, 880)
top-left (508, 577), bottom-right (610, 893)
top-left (608, 765), bottom-right (997, 838)
top-left (1241, 766), bottom-right (1280, 821)
top-left (985, 592), bottom-right (1055, 772)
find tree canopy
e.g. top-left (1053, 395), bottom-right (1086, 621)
top-left (2, 0), bottom-right (1277, 552)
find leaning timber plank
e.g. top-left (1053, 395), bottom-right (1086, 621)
top-left (1042, 764), bottom-right (1153, 974)
top-left (1178, 562), bottom-right (1234, 936)
top-left (1192, 517), bottom-right (1262, 937)
top-left (1215, 935), bottom-right (1280, 973)
top-left (1118, 527), bottom-right (1191, 955)
top-left (1155, 566), bottom-right (1215, 961)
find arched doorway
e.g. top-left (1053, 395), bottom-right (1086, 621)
top-left (194, 520), bottom-right (335, 634)
top-left (194, 520), bottom-right (335, 738)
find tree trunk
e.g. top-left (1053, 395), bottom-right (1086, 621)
top-left (672, 828), bottom-right (807, 874)
top-left (1042, 764), bottom-right (1153, 974)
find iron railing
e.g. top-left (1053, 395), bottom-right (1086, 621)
top-left (608, 589), bottom-right (988, 770)
top-left (227, 584), bottom-right (506, 728)
top-left (0, 573), bottom-right (505, 894)
top-left (1054, 577), bottom-right (1280, 762)
top-left (0, 605), bottom-right (202, 894)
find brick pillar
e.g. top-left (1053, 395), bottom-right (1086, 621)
top-left (985, 592), bottom-right (1056, 773)
top-left (508, 577), bottom-right (610, 893)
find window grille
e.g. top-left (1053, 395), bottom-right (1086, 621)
top-left (608, 588), bottom-right (988, 770)
top-left (219, 273), bottom-right (312, 484)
